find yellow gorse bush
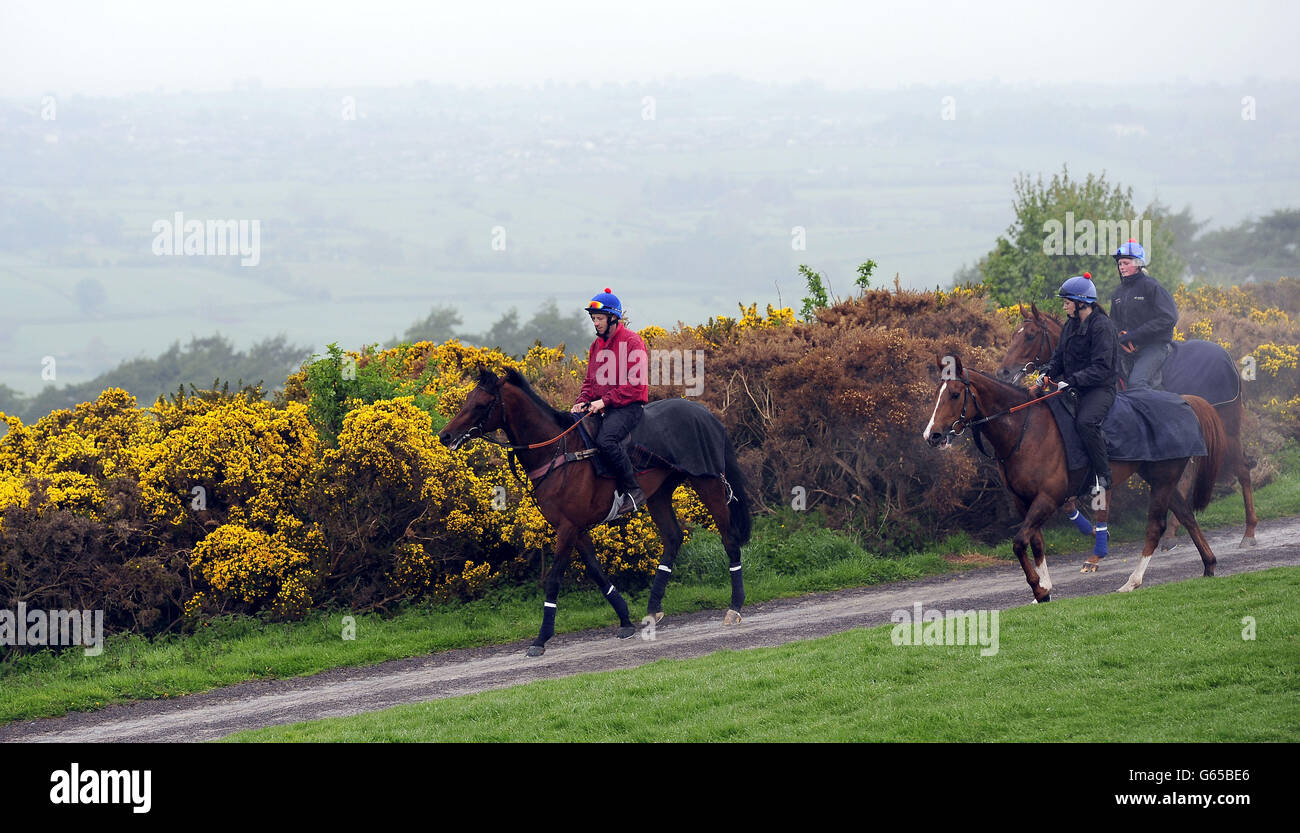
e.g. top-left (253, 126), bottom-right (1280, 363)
top-left (190, 524), bottom-right (317, 619)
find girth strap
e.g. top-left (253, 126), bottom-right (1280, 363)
top-left (527, 448), bottom-right (598, 481)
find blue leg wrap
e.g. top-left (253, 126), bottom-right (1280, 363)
top-left (1093, 525), bottom-right (1109, 558)
top-left (1069, 508), bottom-right (1094, 536)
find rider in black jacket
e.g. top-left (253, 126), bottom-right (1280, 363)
top-left (1042, 273), bottom-right (1121, 498)
top-left (1109, 239), bottom-right (1178, 389)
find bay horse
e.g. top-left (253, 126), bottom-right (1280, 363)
top-left (924, 354), bottom-right (1225, 602)
top-left (998, 303), bottom-right (1257, 554)
top-left (438, 367), bottom-right (752, 656)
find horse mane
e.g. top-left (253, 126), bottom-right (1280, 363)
top-left (501, 367), bottom-right (570, 427)
top-left (968, 368), bottom-right (1032, 403)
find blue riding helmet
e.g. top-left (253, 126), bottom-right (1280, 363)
top-left (1058, 273), bottom-right (1097, 304)
top-left (584, 288), bottom-right (623, 320)
top-left (1113, 238), bottom-right (1146, 266)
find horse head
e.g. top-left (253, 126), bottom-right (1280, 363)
top-left (438, 367), bottom-right (505, 451)
top-left (925, 353), bottom-right (974, 449)
top-left (997, 302), bottom-right (1059, 384)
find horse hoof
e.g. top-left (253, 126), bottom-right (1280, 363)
top-left (1116, 583), bottom-right (1137, 593)
top-left (1080, 562), bottom-right (1099, 574)
top-left (1239, 537), bottom-right (1257, 548)
top-left (526, 645), bottom-right (545, 657)
top-left (723, 609), bottom-right (742, 625)
top-left (1160, 541), bottom-right (1179, 551)
top-left (654, 611), bottom-right (664, 624)
top-left (617, 626), bottom-right (637, 639)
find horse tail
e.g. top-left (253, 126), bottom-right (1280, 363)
top-left (723, 435), bottom-right (753, 547)
top-left (1186, 395), bottom-right (1225, 511)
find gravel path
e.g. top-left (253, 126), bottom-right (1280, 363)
top-left (3, 517), bottom-right (1296, 743)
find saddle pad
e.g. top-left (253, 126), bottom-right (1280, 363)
top-left (1048, 388), bottom-right (1207, 472)
top-left (1159, 339), bottom-right (1241, 406)
top-left (577, 399), bottom-right (727, 477)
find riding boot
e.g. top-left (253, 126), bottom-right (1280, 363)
top-left (607, 450), bottom-right (645, 516)
top-left (1077, 423), bottom-right (1112, 497)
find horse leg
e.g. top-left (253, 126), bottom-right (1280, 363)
top-left (692, 475), bottom-right (745, 624)
top-left (1165, 486), bottom-right (1217, 577)
top-left (1237, 453), bottom-right (1258, 548)
top-left (527, 524), bottom-right (577, 657)
top-left (1015, 495), bottom-right (1057, 602)
top-left (1081, 461), bottom-right (1134, 572)
top-left (1065, 497), bottom-right (1094, 537)
top-left (645, 484), bottom-right (685, 625)
top-left (1030, 528), bottom-right (1052, 601)
top-left (575, 531), bottom-right (636, 638)
top-left (1079, 497), bottom-right (1110, 572)
top-left (1161, 462), bottom-right (1193, 550)
top-left (1221, 400), bottom-right (1258, 547)
top-left (1118, 463), bottom-right (1177, 593)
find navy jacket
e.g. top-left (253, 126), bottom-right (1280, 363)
top-left (1044, 309), bottom-right (1120, 390)
top-left (1110, 271), bottom-right (1178, 347)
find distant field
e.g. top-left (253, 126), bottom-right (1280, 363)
top-left (4, 167), bottom-right (1299, 394)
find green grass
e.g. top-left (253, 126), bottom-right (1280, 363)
top-left (225, 567), bottom-right (1300, 742)
top-left (3, 446), bottom-right (1298, 726)
top-left (0, 513), bottom-right (953, 723)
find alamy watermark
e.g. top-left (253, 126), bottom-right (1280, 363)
top-left (890, 602), bottom-right (999, 657)
top-left (152, 211), bottom-right (261, 266)
top-left (1042, 212), bottom-right (1151, 258)
top-left (1, 603), bottom-right (104, 656)
top-left (590, 344), bottom-right (706, 396)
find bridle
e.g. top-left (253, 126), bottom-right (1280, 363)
top-left (1010, 321), bottom-right (1055, 384)
top-left (445, 383), bottom-right (592, 486)
top-left (941, 370), bottom-right (1039, 463)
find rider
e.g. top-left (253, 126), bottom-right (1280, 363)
top-left (1040, 273), bottom-right (1121, 497)
top-left (1109, 239), bottom-right (1178, 390)
top-left (572, 288), bottom-right (649, 517)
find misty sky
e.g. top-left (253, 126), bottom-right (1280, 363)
top-left (3, 0), bottom-right (1297, 96)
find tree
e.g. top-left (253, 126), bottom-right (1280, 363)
top-left (798, 264), bottom-right (829, 322)
top-left (978, 166), bottom-right (1185, 306)
top-left (1190, 208), bottom-right (1300, 283)
top-left (391, 304), bottom-right (463, 347)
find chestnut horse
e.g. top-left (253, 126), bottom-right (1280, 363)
top-left (997, 303), bottom-right (1257, 556)
top-left (438, 367), bottom-right (752, 656)
top-left (924, 355), bottom-right (1225, 601)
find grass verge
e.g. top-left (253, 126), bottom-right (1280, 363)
top-left (225, 566), bottom-right (1300, 742)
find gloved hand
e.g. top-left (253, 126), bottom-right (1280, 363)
top-left (1056, 380), bottom-right (1070, 390)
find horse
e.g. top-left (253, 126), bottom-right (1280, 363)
top-left (438, 367), bottom-right (752, 656)
top-left (924, 354), bottom-right (1225, 601)
top-left (997, 303), bottom-right (1257, 555)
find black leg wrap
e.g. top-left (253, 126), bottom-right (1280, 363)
top-left (606, 585), bottom-right (632, 626)
top-left (729, 563), bottom-right (745, 610)
top-left (535, 602), bottom-right (557, 646)
top-left (648, 566), bottom-right (671, 613)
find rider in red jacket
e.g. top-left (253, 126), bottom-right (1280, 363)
top-left (572, 289), bottom-right (649, 516)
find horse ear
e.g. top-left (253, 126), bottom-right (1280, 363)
top-left (1019, 302), bottom-right (1029, 319)
top-left (477, 366), bottom-right (499, 389)
top-left (1030, 302), bottom-right (1041, 320)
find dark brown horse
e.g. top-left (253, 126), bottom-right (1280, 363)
top-left (438, 367), bottom-right (752, 656)
top-left (997, 303), bottom-right (1257, 555)
top-left (924, 355), bottom-right (1225, 601)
